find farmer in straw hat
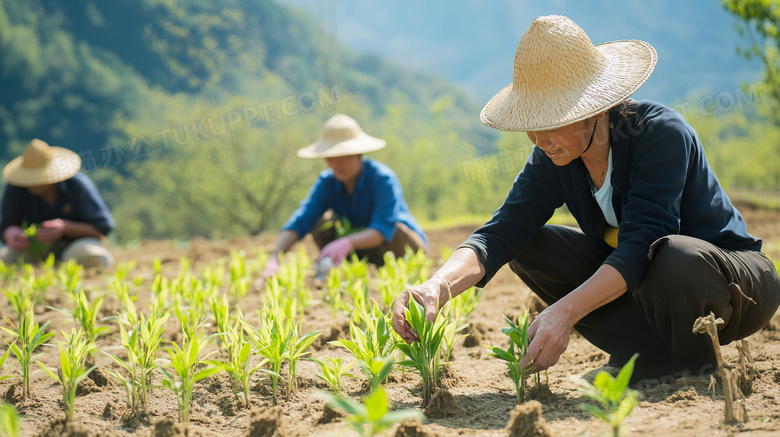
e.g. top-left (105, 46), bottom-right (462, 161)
top-left (393, 15), bottom-right (780, 384)
top-left (1, 139), bottom-right (115, 268)
top-left (258, 114), bottom-right (428, 284)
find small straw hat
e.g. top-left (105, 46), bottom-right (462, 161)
top-left (3, 139), bottom-right (82, 187)
top-left (481, 15), bottom-right (657, 132)
top-left (297, 114), bottom-right (386, 159)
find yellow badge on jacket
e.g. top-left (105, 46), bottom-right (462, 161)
top-left (604, 226), bottom-right (618, 248)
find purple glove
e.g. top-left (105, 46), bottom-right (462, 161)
top-left (318, 237), bottom-right (353, 266)
top-left (4, 226), bottom-right (30, 251)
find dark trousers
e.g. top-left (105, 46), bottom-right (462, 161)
top-left (510, 225), bottom-right (780, 380)
top-left (310, 211), bottom-right (428, 266)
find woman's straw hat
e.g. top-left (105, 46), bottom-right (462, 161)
top-left (3, 139), bottom-right (81, 187)
top-left (298, 114), bottom-right (386, 159)
top-left (481, 15), bottom-right (657, 132)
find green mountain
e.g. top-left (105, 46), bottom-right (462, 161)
top-left (0, 0), bottom-right (508, 242)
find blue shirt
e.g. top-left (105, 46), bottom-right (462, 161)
top-left (0, 172), bottom-right (115, 238)
top-left (462, 100), bottom-right (760, 292)
top-left (283, 159), bottom-right (428, 248)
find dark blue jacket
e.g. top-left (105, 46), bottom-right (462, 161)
top-left (462, 100), bottom-right (760, 291)
top-left (0, 172), bottom-right (115, 239)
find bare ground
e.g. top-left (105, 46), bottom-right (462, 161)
top-left (2, 207), bottom-right (780, 437)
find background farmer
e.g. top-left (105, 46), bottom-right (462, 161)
top-left (1, 139), bottom-right (115, 268)
top-left (259, 113), bottom-right (428, 284)
top-left (392, 15), bottom-right (780, 384)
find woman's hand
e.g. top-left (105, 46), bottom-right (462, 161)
top-left (392, 277), bottom-right (451, 343)
top-left (37, 219), bottom-right (66, 243)
top-left (518, 303), bottom-right (577, 373)
top-left (4, 226), bottom-right (30, 251)
top-left (317, 237), bottom-right (353, 266)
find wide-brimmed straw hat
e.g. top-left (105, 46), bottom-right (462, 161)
top-left (481, 15), bottom-right (657, 132)
top-left (3, 139), bottom-right (82, 187)
top-left (297, 114), bottom-right (386, 159)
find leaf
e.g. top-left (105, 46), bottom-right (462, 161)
top-left (364, 386), bottom-right (389, 422)
top-left (376, 409), bottom-right (426, 428)
top-left (194, 365), bottom-right (223, 382)
top-left (580, 403), bottom-right (609, 422)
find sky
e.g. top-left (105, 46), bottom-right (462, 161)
top-left (279, 0), bottom-right (763, 106)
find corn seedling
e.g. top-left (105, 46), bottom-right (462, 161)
top-left (313, 356), bottom-right (357, 397)
top-left (212, 317), bottom-right (269, 407)
top-left (51, 289), bottom-right (110, 358)
top-left (37, 329), bottom-right (96, 423)
top-left (0, 262), bottom-right (17, 287)
top-left (285, 323), bottom-right (321, 393)
top-left (486, 310), bottom-right (535, 404)
top-left (319, 385), bottom-right (425, 437)
top-left (104, 310), bottom-right (171, 415)
top-left (577, 353), bottom-right (641, 437)
top-left (442, 287), bottom-right (482, 362)
top-left (21, 223), bottom-right (47, 263)
top-left (246, 305), bottom-right (290, 405)
top-left (331, 303), bottom-right (396, 392)
top-left (324, 267), bottom-right (349, 318)
top-left (159, 328), bottom-right (223, 425)
top-left (20, 264), bottom-right (53, 304)
top-left (378, 247), bottom-right (432, 308)
top-left (0, 403), bottom-right (20, 437)
top-left (693, 312), bottom-right (748, 423)
top-left (0, 345), bottom-right (16, 383)
top-left (111, 276), bottom-right (138, 325)
top-left (396, 298), bottom-right (448, 407)
top-left (210, 293), bottom-right (232, 353)
top-left (2, 285), bottom-right (33, 324)
top-left (228, 251), bottom-right (249, 301)
top-left (56, 259), bottom-right (83, 299)
top-left (1, 307), bottom-right (55, 398)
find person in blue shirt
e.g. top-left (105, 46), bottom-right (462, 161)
top-left (392, 16), bottom-right (780, 385)
top-left (1, 139), bottom-right (115, 268)
top-left (259, 114), bottom-right (428, 283)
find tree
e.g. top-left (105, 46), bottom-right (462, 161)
top-left (722, 0), bottom-right (780, 118)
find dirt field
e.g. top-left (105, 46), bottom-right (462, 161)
top-left (2, 207), bottom-right (780, 437)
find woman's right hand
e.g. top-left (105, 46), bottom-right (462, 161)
top-left (392, 277), bottom-right (452, 344)
top-left (4, 226), bottom-right (30, 251)
top-left (253, 256), bottom-right (281, 291)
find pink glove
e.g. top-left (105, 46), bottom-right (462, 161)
top-left (262, 256), bottom-right (281, 281)
top-left (318, 237), bottom-right (353, 266)
top-left (37, 219), bottom-right (66, 243)
top-left (4, 226), bottom-right (30, 251)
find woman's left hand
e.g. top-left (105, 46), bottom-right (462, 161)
top-left (518, 303), bottom-right (576, 373)
top-left (37, 219), bottom-right (66, 243)
top-left (318, 237), bottom-right (353, 265)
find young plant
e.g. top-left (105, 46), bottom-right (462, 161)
top-left (285, 323), bottom-right (321, 393)
top-left (104, 311), bottom-right (171, 415)
top-left (212, 317), bottom-right (269, 407)
top-left (486, 310), bottom-right (534, 404)
top-left (319, 385), bottom-right (425, 437)
top-left (246, 306), bottom-right (289, 405)
top-left (0, 403), bottom-right (20, 437)
top-left (331, 303), bottom-right (396, 392)
top-left (442, 287), bottom-right (482, 362)
top-left (228, 251), bottom-right (249, 301)
top-left (395, 298), bottom-right (448, 407)
top-left (577, 353), bottom-right (641, 437)
top-left (62, 289), bottom-right (110, 359)
top-left (159, 328), bottom-right (223, 425)
top-left (37, 329), bottom-right (97, 423)
top-left (22, 222), bottom-right (47, 263)
top-left (313, 356), bottom-right (357, 397)
top-left (1, 307), bottom-right (55, 398)
top-left (0, 345), bottom-right (16, 383)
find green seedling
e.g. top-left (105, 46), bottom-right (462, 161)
top-left (1, 307), bottom-right (55, 398)
top-left (159, 328), bottom-right (223, 425)
top-left (51, 289), bottom-right (110, 359)
top-left (37, 329), bottom-right (96, 423)
top-left (56, 259), bottom-right (83, 299)
top-left (285, 323), bottom-right (321, 393)
top-left (319, 385), bottom-right (425, 437)
top-left (320, 216), bottom-right (363, 239)
top-left (212, 317), bottom-right (270, 407)
top-left (396, 298), bottom-right (448, 407)
top-left (104, 311), bottom-right (171, 415)
top-left (228, 251), bottom-right (249, 301)
top-left (21, 223), bottom-right (47, 263)
top-left (0, 345), bottom-right (16, 383)
top-left (442, 287), bottom-right (482, 362)
top-left (246, 305), bottom-right (289, 405)
top-left (313, 356), bottom-right (357, 397)
top-left (2, 285), bottom-right (33, 324)
top-left (331, 303), bottom-right (396, 392)
top-left (487, 310), bottom-right (534, 404)
top-left (324, 267), bottom-right (349, 317)
top-left (0, 402), bottom-right (20, 437)
top-left (578, 353), bottom-right (641, 437)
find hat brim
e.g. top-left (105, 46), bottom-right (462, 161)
top-left (480, 40), bottom-right (657, 132)
top-left (3, 147), bottom-right (81, 186)
top-left (297, 133), bottom-right (387, 159)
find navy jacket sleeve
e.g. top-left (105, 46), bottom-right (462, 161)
top-left (70, 173), bottom-right (115, 236)
top-left (460, 148), bottom-right (564, 286)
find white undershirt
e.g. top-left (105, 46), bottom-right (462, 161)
top-left (591, 148), bottom-right (619, 227)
